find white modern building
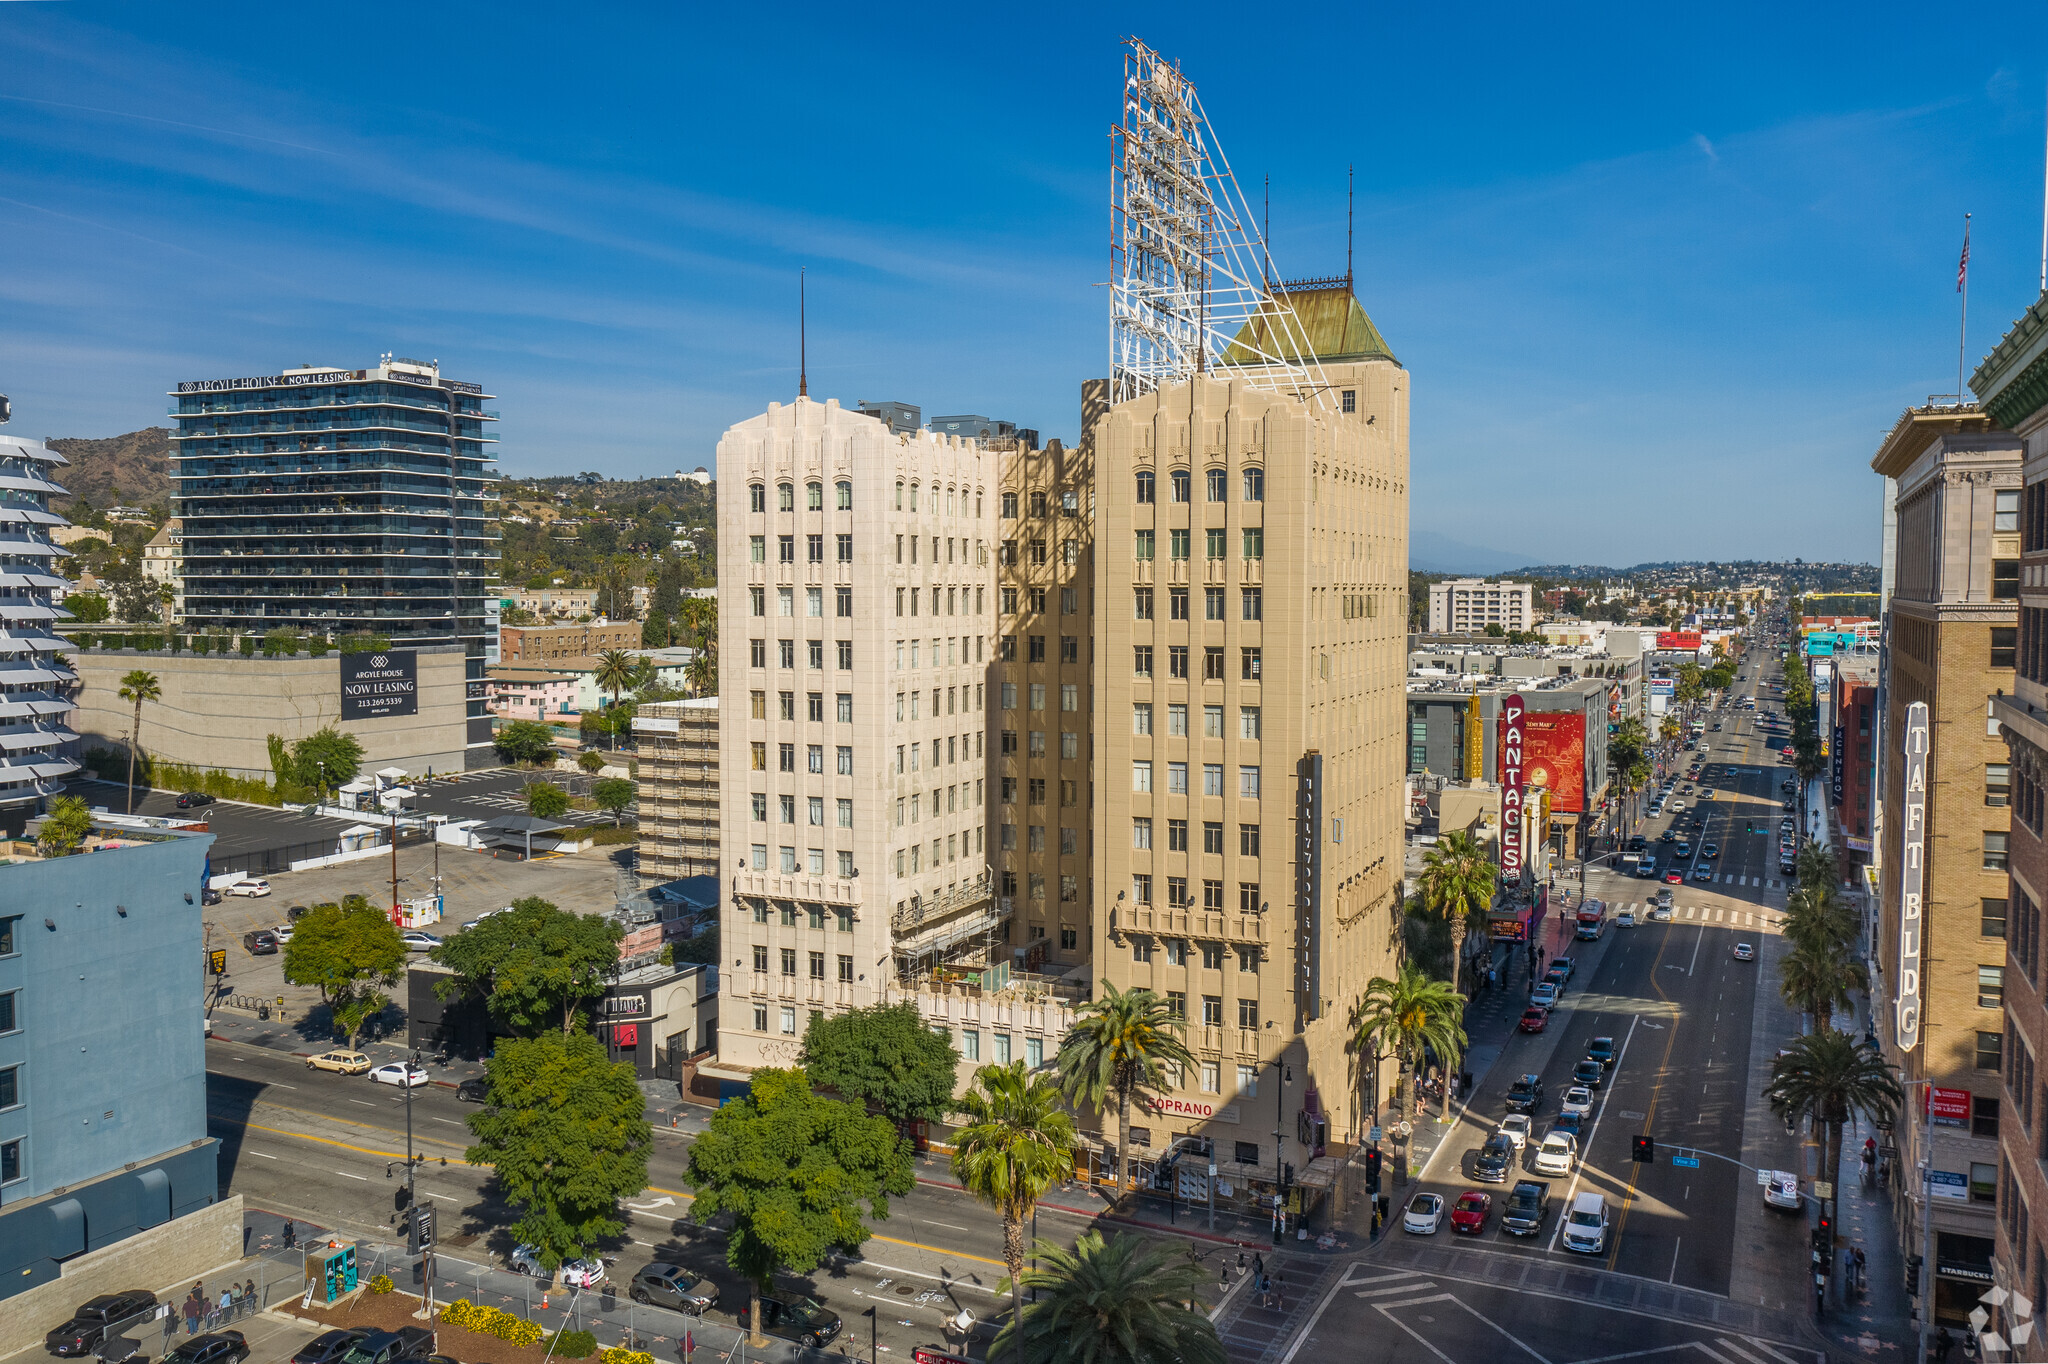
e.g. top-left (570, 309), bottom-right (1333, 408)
top-left (0, 414), bottom-right (82, 829)
top-left (715, 396), bottom-right (1073, 1072)
top-left (1427, 578), bottom-right (1534, 634)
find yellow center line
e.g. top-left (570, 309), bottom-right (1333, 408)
top-left (1606, 919), bottom-right (1684, 1270)
top-left (208, 1099), bottom-right (474, 1151)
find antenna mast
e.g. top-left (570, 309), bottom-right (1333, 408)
top-left (1109, 37), bottom-right (1327, 406)
top-left (798, 268), bottom-right (808, 398)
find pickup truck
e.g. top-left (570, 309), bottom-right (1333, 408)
top-left (337, 1328), bottom-right (436, 1364)
top-left (1502, 1180), bottom-right (1551, 1236)
top-left (45, 1291), bottom-right (158, 1356)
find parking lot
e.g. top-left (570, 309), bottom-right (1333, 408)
top-left (78, 778), bottom-right (378, 862)
top-left (408, 767), bottom-right (633, 829)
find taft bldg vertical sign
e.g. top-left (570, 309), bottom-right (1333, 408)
top-left (1296, 752), bottom-right (1324, 1024)
top-left (1897, 701), bottom-right (1929, 1050)
top-left (1499, 694), bottom-right (1527, 881)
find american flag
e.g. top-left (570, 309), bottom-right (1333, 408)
top-left (1959, 225), bottom-right (1971, 292)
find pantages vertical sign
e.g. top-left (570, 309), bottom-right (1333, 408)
top-left (1897, 701), bottom-right (1929, 1050)
top-left (1498, 694), bottom-right (1527, 880)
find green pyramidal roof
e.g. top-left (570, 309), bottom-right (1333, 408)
top-left (1220, 284), bottom-right (1398, 367)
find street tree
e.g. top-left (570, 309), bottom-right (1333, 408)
top-left (1764, 1031), bottom-right (1902, 1234)
top-left (800, 1001), bottom-right (961, 1129)
top-left (992, 1230), bottom-right (1226, 1364)
top-left (592, 649), bottom-right (639, 752)
top-left (465, 1030), bottom-right (651, 1280)
top-left (116, 668), bottom-right (160, 814)
top-left (1054, 981), bottom-right (1195, 1184)
top-left (1351, 964), bottom-right (1467, 1120)
top-left (1414, 829), bottom-right (1496, 992)
top-left (283, 899), bottom-right (407, 1047)
top-left (523, 781), bottom-right (571, 820)
top-left (1778, 939), bottom-right (1868, 1033)
top-left (592, 777), bottom-right (637, 826)
top-left (290, 727), bottom-right (364, 795)
top-left (577, 749), bottom-right (606, 774)
top-left (682, 1068), bottom-right (914, 1345)
top-left (951, 1061), bottom-right (1076, 1358)
top-left (494, 720), bottom-right (558, 766)
top-left (429, 896), bottom-right (622, 1035)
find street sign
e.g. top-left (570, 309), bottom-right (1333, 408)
top-left (1756, 1168), bottom-right (1770, 1185)
top-left (1672, 1153), bottom-right (1700, 1168)
top-left (1813, 1181), bottom-right (1833, 1200)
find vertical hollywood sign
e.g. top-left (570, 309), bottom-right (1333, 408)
top-left (1897, 701), bottom-right (1929, 1050)
top-left (1499, 695), bottom-right (1526, 880)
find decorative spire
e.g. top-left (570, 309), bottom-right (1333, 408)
top-left (1346, 165), bottom-right (1354, 290)
top-left (798, 267), bottom-right (808, 399)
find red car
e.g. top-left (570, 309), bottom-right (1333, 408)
top-left (1449, 1190), bottom-right (1492, 1234)
top-left (1519, 1006), bottom-right (1549, 1033)
top-left (1664, 870), bottom-right (1683, 884)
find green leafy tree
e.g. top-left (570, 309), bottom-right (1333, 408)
top-left (465, 1030), bottom-right (651, 1279)
top-left (494, 719), bottom-right (558, 766)
top-left (1054, 981), bottom-right (1196, 1183)
top-left (290, 727), bottom-right (364, 794)
top-left (429, 896), bottom-right (622, 1035)
top-left (66, 591), bottom-right (109, 623)
top-left (1764, 1031), bottom-right (1903, 1233)
top-left (951, 1062), bottom-right (1076, 1353)
top-left (524, 781), bottom-right (571, 820)
top-left (116, 668), bottom-right (161, 814)
top-left (800, 1001), bottom-right (962, 1128)
top-left (577, 749), bottom-right (606, 774)
top-left (1777, 938), bottom-right (1868, 1033)
top-left (992, 1230), bottom-right (1226, 1364)
top-left (1415, 829), bottom-right (1496, 992)
top-left (592, 649), bottom-right (639, 753)
top-left (1351, 964), bottom-right (1468, 1120)
top-left (282, 899), bottom-right (407, 1047)
top-left (1794, 842), bottom-right (1836, 895)
top-left (266, 734), bottom-right (293, 789)
top-left (682, 1068), bottom-right (914, 1346)
top-left (591, 777), bottom-right (636, 826)
top-left (37, 795), bottom-right (94, 856)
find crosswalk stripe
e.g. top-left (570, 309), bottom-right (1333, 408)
top-left (1710, 1339), bottom-right (1777, 1364)
top-left (1355, 1281), bottom-right (1437, 1297)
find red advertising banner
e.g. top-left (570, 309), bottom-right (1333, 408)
top-left (1522, 711), bottom-right (1587, 814)
top-left (1926, 1084), bottom-right (1971, 1128)
top-left (1656, 631), bottom-right (1703, 651)
top-left (1498, 695), bottom-right (1526, 879)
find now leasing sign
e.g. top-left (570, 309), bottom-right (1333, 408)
top-left (340, 650), bottom-right (419, 720)
top-left (1897, 702), bottom-right (1929, 1050)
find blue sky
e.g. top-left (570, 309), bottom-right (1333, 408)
top-left (4, 2), bottom-right (2048, 566)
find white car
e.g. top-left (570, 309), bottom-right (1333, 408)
top-left (1533, 1132), bottom-right (1579, 1176)
top-left (226, 880), bottom-right (272, 898)
top-left (1616, 910), bottom-right (1637, 928)
top-left (400, 931), bottom-right (442, 952)
top-left (1650, 904), bottom-right (1673, 922)
top-left (1560, 1086), bottom-right (1594, 1119)
top-left (1402, 1192), bottom-right (1444, 1235)
top-left (271, 924), bottom-right (295, 943)
top-left (511, 1246), bottom-right (606, 1285)
top-left (1764, 1172), bottom-right (1802, 1211)
top-left (369, 1062), bottom-right (429, 1088)
top-left (1496, 1114), bottom-right (1532, 1150)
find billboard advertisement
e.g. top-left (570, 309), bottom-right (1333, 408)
top-left (1521, 711), bottom-right (1587, 814)
top-left (1656, 632), bottom-right (1703, 651)
top-left (1648, 678), bottom-right (1675, 698)
top-left (1926, 1084), bottom-right (1972, 1129)
top-left (340, 649), bottom-right (419, 720)
top-left (1498, 694), bottom-right (1526, 880)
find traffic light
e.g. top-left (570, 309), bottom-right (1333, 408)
top-left (393, 1186), bottom-right (411, 1214)
top-left (207, 949), bottom-right (227, 976)
top-left (1283, 1163), bottom-right (1296, 1190)
top-left (1365, 1148), bottom-right (1383, 1188)
top-left (1816, 1211), bottom-right (1833, 1259)
top-left (1907, 1254), bottom-right (1923, 1295)
top-left (1632, 1135), bottom-right (1655, 1163)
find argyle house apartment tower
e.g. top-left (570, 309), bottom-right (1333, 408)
top-left (1088, 285), bottom-right (1410, 1178)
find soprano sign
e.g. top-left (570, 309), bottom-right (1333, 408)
top-left (1499, 694), bottom-right (1527, 880)
top-left (340, 650), bottom-right (419, 720)
top-left (1897, 701), bottom-right (1929, 1050)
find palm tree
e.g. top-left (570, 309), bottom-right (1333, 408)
top-left (684, 645), bottom-right (715, 698)
top-left (952, 1062), bottom-right (1077, 1360)
top-left (591, 648), bottom-right (638, 752)
top-left (1778, 940), bottom-right (1868, 1033)
top-left (1780, 885), bottom-right (1856, 958)
top-left (116, 669), bottom-right (161, 814)
top-left (1055, 981), bottom-right (1195, 1187)
top-left (991, 1230), bottom-right (1226, 1364)
top-left (1415, 830), bottom-right (1497, 992)
top-left (1351, 964), bottom-right (1467, 1120)
top-left (1794, 842), bottom-right (1836, 895)
top-left (1764, 1031), bottom-right (1903, 1230)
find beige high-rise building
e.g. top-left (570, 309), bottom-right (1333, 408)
top-left (1085, 286), bottom-right (1409, 1182)
top-left (634, 696), bottom-right (721, 882)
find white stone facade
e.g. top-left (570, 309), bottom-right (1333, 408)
top-left (1428, 578), bottom-right (1534, 634)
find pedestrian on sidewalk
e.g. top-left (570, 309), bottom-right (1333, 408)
top-left (1274, 1273), bottom-right (1286, 1311)
top-left (182, 1292), bottom-right (200, 1336)
top-left (1257, 1274), bottom-right (1270, 1309)
top-left (282, 1219), bottom-right (297, 1249)
top-left (217, 1286), bottom-right (232, 1327)
top-left (243, 1280), bottom-right (257, 1318)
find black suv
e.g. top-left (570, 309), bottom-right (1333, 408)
top-left (1574, 1058), bottom-right (1604, 1089)
top-left (455, 1077), bottom-right (489, 1102)
top-left (243, 930), bottom-right (279, 955)
top-left (292, 1332), bottom-right (368, 1364)
top-left (169, 1334), bottom-right (249, 1364)
top-left (1473, 1134), bottom-right (1515, 1183)
top-left (1585, 1037), bottom-right (1617, 1068)
top-left (629, 1263), bottom-right (719, 1314)
top-left (1502, 1180), bottom-right (1550, 1236)
top-left (46, 1291), bottom-right (157, 1356)
top-left (176, 791), bottom-right (217, 809)
top-left (1505, 1074), bottom-right (1543, 1112)
top-left (736, 1293), bottom-right (841, 1347)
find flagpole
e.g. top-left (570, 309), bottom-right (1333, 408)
top-left (2041, 79), bottom-right (2047, 293)
top-left (1959, 212), bottom-right (1972, 403)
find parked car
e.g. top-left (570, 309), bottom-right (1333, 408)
top-left (1561, 1192), bottom-right (1609, 1254)
top-left (1550, 956), bottom-right (1575, 980)
top-left (334, 1329), bottom-right (433, 1364)
top-left (226, 880), bottom-right (272, 898)
top-left (735, 1293), bottom-right (842, 1348)
top-left (292, 1332), bottom-right (369, 1364)
top-left (1764, 1171), bottom-right (1802, 1211)
top-left (175, 791), bottom-right (217, 809)
top-left (45, 1291), bottom-right (157, 1357)
top-left (510, 1247), bottom-right (605, 1286)
top-left (242, 930), bottom-right (278, 955)
top-left (1501, 1180), bottom-right (1550, 1237)
top-left (169, 1335), bottom-right (250, 1364)
top-left (1518, 1007), bottom-right (1549, 1034)
top-left (628, 1263), bottom-right (719, 1314)
top-left (201, 888), bottom-right (222, 906)
top-left (455, 1077), bottom-right (489, 1103)
top-left (1403, 1192), bottom-right (1444, 1234)
top-left (1448, 1190), bottom-right (1491, 1234)
top-left (270, 923), bottom-right (294, 943)
top-left (288, 904), bottom-right (311, 920)
top-left (369, 1062), bottom-right (430, 1088)
top-left (1529, 981), bottom-right (1558, 1008)
top-left (399, 931), bottom-right (442, 952)
top-left (307, 1051), bottom-right (371, 1075)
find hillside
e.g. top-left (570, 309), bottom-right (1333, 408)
top-left (47, 427), bottom-right (172, 510)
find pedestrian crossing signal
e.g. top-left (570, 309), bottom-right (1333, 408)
top-left (1632, 1135), bottom-right (1654, 1163)
top-left (207, 949), bottom-right (227, 976)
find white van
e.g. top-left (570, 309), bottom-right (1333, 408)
top-left (1562, 1191), bottom-right (1608, 1254)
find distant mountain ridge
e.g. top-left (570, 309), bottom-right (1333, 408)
top-left (46, 427), bottom-right (172, 509)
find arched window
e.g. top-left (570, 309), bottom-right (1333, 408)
top-left (837, 480), bottom-right (853, 511)
top-left (777, 482), bottom-right (794, 512)
top-left (749, 484), bottom-right (766, 513)
top-left (807, 481), bottom-right (823, 511)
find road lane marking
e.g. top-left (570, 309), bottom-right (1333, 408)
top-left (1548, 1014), bottom-right (1640, 1253)
top-left (1356, 1280), bottom-right (1438, 1296)
top-left (250, 1150), bottom-right (277, 1159)
top-left (349, 1100), bottom-right (377, 1107)
top-left (919, 1220), bottom-right (972, 1232)
top-left (431, 1117), bottom-right (464, 1125)
top-left (1607, 919), bottom-right (1684, 1272)
top-left (337, 1171), bottom-right (368, 1180)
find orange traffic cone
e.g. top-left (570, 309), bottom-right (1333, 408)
top-left (541, 1290), bottom-right (549, 1310)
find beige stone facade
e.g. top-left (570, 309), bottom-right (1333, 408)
top-left (635, 696), bottom-right (720, 882)
top-left (500, 620), bottom-right (641, 661)
top-left (1086, 344), bottom-right (1409, 1179)
top-left (1872, 405), bottom-right (2019, 1325)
